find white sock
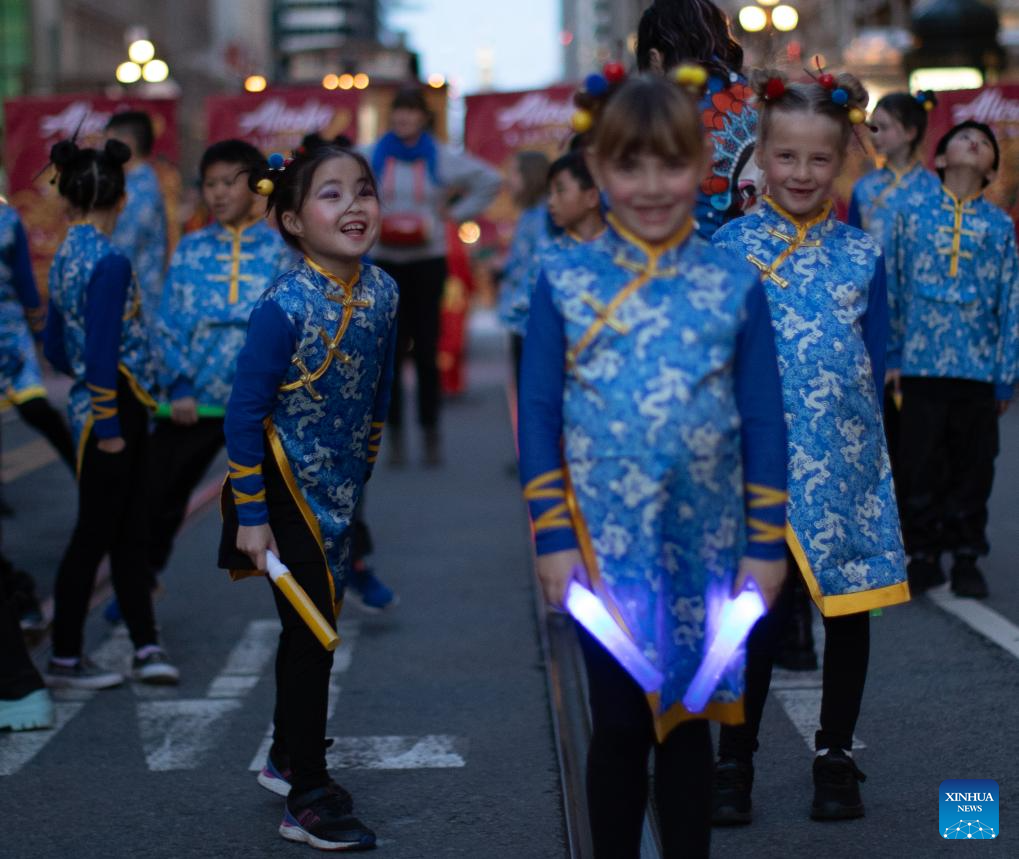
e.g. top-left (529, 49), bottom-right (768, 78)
top-left (135, 644), bottom-right (162, 660)
top-left (815, 747), bottom-right (853, 758)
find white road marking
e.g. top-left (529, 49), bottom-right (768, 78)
top-left (206, 619), bottom-right (279, 698)
top-left (326, 735), bottom-right (467, 769)
top-left (138, 699), bottom-right (243, 771)
top-left (927, 584), bottom-right (1019, 660)
top-left (0, 703), bottom-right (86, 776)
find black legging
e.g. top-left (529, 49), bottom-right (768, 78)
top-left (578, 625), bottom-right (713, 859)
top-left (717, 560), bottom-right (870, 760)
top-left (377, 257), bottom-right (446, 430)
top-left (0, 551), bottom-right (44, 700)
top-left (51, 376), bottom-right (159, 657)
top-left (17, 395), bottom-right (76, 472)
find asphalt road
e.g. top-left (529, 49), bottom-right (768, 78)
top-left (2, 319), bottom-right (1018, 858)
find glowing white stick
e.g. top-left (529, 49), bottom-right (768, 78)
top-left (564, 579), bottom-right (664, 692)
top-left (683, 579), bottom-right (767, 713)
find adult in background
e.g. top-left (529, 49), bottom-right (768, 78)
top-left (366, 88), bottom-right (500, 466)
top-left (637, 0), bottom-right (762, 239)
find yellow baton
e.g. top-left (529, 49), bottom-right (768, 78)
top-left (266, 550), bottom-right (339, 651)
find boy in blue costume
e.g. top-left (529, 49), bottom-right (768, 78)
top-left (220, 144), bottom-right (397, 851)
top-left (106, 110), bottom-right (168, 318)
top-left (147, 139), bottom-right (295, 580)
top-left (519, 73), bottom-right (787, 859)
top-left (712, 68), bottom-right (909, 825)
top-left (43, 138), bottom-right (178, 689)
top-left (889, 121), bottom-right (1019, 598)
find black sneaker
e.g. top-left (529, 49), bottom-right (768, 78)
top-left (280, 785), bottom-right (375, 851)
top-left (44, 656), bottom-right (124, 690)
top-left (131, 648), bottom-right (180, 685)
top-left (811, 749), bottom-right (866, 820)
top-left (906, 554), bottom-right (945, 593)
top-left (712, 758), bottom-right (754, 825)
top-left (951, 555), bottom-right (989, 599)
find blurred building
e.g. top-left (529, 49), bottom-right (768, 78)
top-left (561, 0), bottom-right (645, 80)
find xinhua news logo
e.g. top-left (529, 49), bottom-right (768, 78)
top-left (940, 779), bottom-right (999, 840)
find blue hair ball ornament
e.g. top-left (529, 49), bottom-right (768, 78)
top-left (584, 73), bottom-right (609, 96)
top-left (831, 88), bottom-right (849, 106)
top-left (268, 152), bottom-right (286, 169)
top-left (707, 76), bottom-right (724, 94)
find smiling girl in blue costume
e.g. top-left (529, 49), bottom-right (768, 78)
top-left (518, 72), bottom-right (788, 859)
top-left (219, 144), bottom-right (397, 852)
top-left (711, 69), bottom-right (910, 826)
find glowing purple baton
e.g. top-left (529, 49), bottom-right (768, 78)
top-left (683, 579), bottom-right (767, 713)
top-left (564, 578), bottom-right (664, 692)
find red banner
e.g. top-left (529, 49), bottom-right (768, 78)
top-left (464, 85), bottom-right (575, 252)
top-left (205, 87), bottom-right (359, 154)
top-left (925, 86), bottom-right (1019, 229)
top-left (2, 95), bottom-right (180, 292)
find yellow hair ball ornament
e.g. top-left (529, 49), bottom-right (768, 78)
top-left (571, 109), bottom-right (593, 133)
top-left (673, 64), bottom-right (708, 88)
top-left (848, 108), bottom-right (866, 126)
top-left (256, 178), bottom-right (275, 197)
top-left (923, 100), bottom-right (934, 112)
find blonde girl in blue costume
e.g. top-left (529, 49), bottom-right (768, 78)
top-left (519, 71), bottom-right (788, 859)
top-left (711, 68), bottom-right (910, 825)
top-left (220, 144), bottom-right (398, 851)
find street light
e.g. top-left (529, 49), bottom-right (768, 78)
top-left (128, 39), bottom-right (155, 65)
top-left (771, 5), bottom-right (799, 32)
top-left (738, 0), bottom-right (798, 63)
top-left (244, 75), bottom-right (268, 93)
top-left (116, 61), bottom-right (142, 84)
top-left (739, 6), bottom-right (768, 32)
top-left (142, 59), bottom-right (169, 83)
top-left (115, 31), bottom-right (170, 87)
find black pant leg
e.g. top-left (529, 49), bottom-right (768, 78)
top-left (577, 624), bottom-right (654, 859)
top-left (410, 257), bottom-right (446, 430)
top-left (654, 720), bottom-right (713, 859)
top-left (381, 261), bottom-right (411, 431)
top-left (716, 568), bottom-right (795, 761)
top-left (899, 378), bottom-right (952, 557)
top-left (147, 418), bottom-right (225, 572)
top-left (51, 381), bottom-right (158, 657)
top-left (264, 453), bottom-right (336, 795)
top-left (0, 569), bottom-right (44, 700)
top-left (943, 382), bottom-right (998, 557)
top-left (815, 610), bottom-right (870, 752)
top-left (16, 396), bottom-right (75, 472)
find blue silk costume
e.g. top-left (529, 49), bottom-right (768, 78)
top-left (888, 183), bottom-right (1019, 398)
top-left (224, 259), bottom-right (399, 607)
top-left (43, 224), bottom-right (155, 469)
top-left (714, 197), bottom-right (909, 616)
top-left (848, 161), bottom-right (939, 253)
top-left (112, 163), bottom-right (167, 317)
top-left (498, 204), bottom-right (551, 335)
top-left (519, 214), bottom-right (788, 739)
top-left (0, 202), bottom-right (45, 398)
top-left (157, 219), bottom-right (295, 406)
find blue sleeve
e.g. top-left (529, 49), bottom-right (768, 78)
top-left (10, 221), bottom-right (43, 338)
top-left (224, 300), bottom-right (297, 526)
top-left (847, 187), bottom-right (862, 229)
top-left (365, 317), bottom-right (398, 476)
top-left (157, 244), bottom-right (196, 400)
top-left (861, 257), bottom-right (889, 402)
top-left (517, 271), bottom-right (578, 555)
top-left (734, 281), bottom-right (788, 561)
top-left (993, 226), bottom-right (1019, 400)
top-left (43, 298), bottom-right (71, 375)
top-left (84, 254), bottom-right (132, 439)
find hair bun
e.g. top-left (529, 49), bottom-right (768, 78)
top-left (50, 140), bottom-right (81, 168)
top-left (102, 139), bottom-right (132, 166)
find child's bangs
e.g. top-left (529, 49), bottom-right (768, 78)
top-left (593, 82), bottom-right (702, 165)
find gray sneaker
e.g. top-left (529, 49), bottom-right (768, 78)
top-left (44, 657), bottom-right (124, 690)
top-left (131, 648), bottom-right (180, 685)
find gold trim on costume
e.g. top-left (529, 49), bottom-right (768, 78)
top-left (233, 488), bottom-right (266, 505)
top-left (278, 259), bottom-right (371, 400)
top-left (746, 483), bottom-right (788, 509)
top-left (523, 469), bottom-right (566, 501)
top-left (6, 385), bottom-right (48, 406)
top-left (747, 517), bottom-right (786, 544)
top-left (862, 161), bottom-right (920, 227)
top-left (746, 197), bottom-right (832, 289)
top-left (938, 187), bottom-right (981, 278)
top-left (86, 383), bottom-right (118, 421)
top-left (786, 524), bottom-right (911, 616)
top-left (265, 419), bottom-right (339, 613)
top-left (211, 220), bottom-right (259, 304)
top-left (228, 460), bottom-right (262, 480)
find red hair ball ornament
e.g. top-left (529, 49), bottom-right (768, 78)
top-left (603, 62), bottom-right (626, 85)
top-left (764, 78), bottom-right (786, 101)
top-left (818, 73), bottom-right (835, 90)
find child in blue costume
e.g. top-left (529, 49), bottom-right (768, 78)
top-left (498, 150), bottom-right (551, 379)
top-left (42, 139), bottom-right (178, 690)
top-left (711, 69), bottom-right (909, 825)
top-left (519, 74), bottom-right (788, 859)
top-left (889, 121), bottom-right (1019, 599)
top-left (105, 111), bottom-right (168, 319)
top-left (148, 139), bottom-right (295, 578)
top-left (219, 144), bottom-right (397, 852)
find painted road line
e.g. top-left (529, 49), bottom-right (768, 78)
top-left (207, 619), bottom-right (279, 698)
top-left (326, 735), bottom-right (467, 769)
top-left (139, 699), bottom-right (244, 771)
top-left (0, 702), bottom-right (87, 776)
top-left (0, 437), bottom-right (58, 482)
top-left (927, 584), bottom-right (1019, 660)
